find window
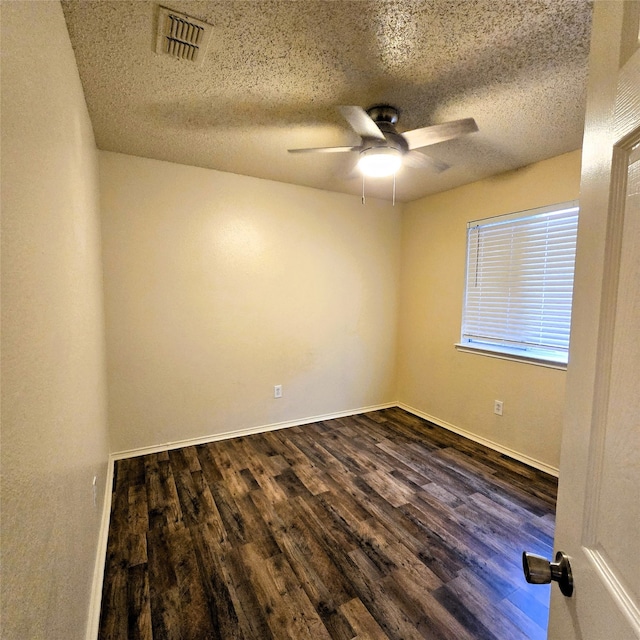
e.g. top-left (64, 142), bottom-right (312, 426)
top-left (458, 201), bottom-right (579, 366)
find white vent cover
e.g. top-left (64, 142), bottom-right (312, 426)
top-left (156, 6), bottom-right (213, 64)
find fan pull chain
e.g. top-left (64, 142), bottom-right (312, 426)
top-left (392, 173), bottom-right (396, 206)
top-left (361, 173), bottom-right (398, 205)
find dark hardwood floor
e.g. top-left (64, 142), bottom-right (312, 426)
top-left (99, 407), bottom-right (557, 640)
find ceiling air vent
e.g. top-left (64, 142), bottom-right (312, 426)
top-left (156, 6), bottom-right (213, 65)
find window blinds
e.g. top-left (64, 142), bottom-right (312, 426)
top-left (461, 202), bottom-right (579, 364)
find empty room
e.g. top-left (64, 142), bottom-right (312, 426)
top-left (2, 1), bottom-right (639, 640)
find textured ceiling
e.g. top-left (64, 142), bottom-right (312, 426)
top-left (61, 0), bottom-right (592, 202)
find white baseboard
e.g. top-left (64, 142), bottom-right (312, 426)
top-left (397, 402), bottom-right (559, 477)
top-left (85, 458), bottom-right (115, 640)
top-left (111, 402), bottom-right (396, 460)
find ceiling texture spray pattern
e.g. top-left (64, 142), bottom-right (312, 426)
top-left (61, 0), bottom-right (592, 202)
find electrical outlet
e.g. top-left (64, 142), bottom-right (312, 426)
top-left (494, 400), bottom-right (503, 416)
top-left (274, 384), bottom-right (282, 399)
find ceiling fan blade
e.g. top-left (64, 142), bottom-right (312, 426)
top-left (338, 106), bottom-right (386, 141)
top-left (288, 145), bottom-right (360, 154)
top-left (403, 118), bottom-right (478, 150)
top-left (404, 151), bottom-right (451, 173)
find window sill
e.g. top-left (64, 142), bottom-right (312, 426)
top-left (454, 344), bottom-right (568, 370)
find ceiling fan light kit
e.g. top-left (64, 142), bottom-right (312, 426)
top-left (358, 146), bottom-right (403, 177)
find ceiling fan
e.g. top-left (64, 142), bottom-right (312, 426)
top-left (288, 105), bottom-right (478, 178)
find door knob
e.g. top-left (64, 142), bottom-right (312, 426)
top-left (522, 550), bottom-right (574, 597)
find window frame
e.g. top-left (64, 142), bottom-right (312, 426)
top-left (456, 200), bottom-right (580, 369)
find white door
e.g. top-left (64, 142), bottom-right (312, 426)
top-left (547, 1), bottom-right (640, 639)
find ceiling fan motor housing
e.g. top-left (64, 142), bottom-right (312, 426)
top-left (362, 105), bottom-right (408, 154)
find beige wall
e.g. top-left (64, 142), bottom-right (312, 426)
top-left (99, 148), bottom-right (578, 465)
top-left (1, 2), bottom-right (110, 639)
top-left (397, 150), bottom-right (582, 471)
top-left (99, 152), bottom-right (401, 452)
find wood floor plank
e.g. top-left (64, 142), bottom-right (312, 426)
top-left (206, 480), bottom-right (250, 546)
top-left (98, 553), bottom-right (128, 638)
top-left (129, 484), bottom-right (149, 534)
top-left (362, 468), bottom-right (416, 507)
top-left (127, 564), bottom-right (152, 640)
top-left (166, 526), bottom-right (217, 638)
top-left (287, 497), bottom-right (359, 604)
top-left (187, 522), bottom-right (244, 640)
top-left (240, 543), bottom-right (332, 640)
top-left (145, 455), bottom-right (183, 530)
top-left (503, 589), bottom-right (550, 639)
top-left (339, 598), bottom-right (388, 640)
top-left (146, 527), bottom-right (183, 640)
top-left (215, 545), bottom-right (275, 639)
top-left (168, 449), bottom-right (209, 528)
top-left (99, 408), bottom-right (557, 640)
top-left (195, 443), bottom-right (224, 484)
top-left (431, 583), bottom-right (502, 640)
top-left (385, 567), bottom-right (475, 640)
top-left (208, 442), bottom-right (252, 500)
top-left (436, 571), bottom-right (531, 640)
